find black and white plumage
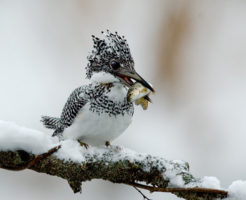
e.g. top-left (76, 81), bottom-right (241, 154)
top-left (41, 31), bottom-right (154, 146)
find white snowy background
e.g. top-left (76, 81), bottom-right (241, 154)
top-left (0, 0), bottom-right (246, 200)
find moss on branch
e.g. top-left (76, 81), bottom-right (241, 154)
top-left (0, 146), bottom-right (228, 200)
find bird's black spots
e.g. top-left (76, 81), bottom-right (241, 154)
top-left (86, 30), bottom-right (134, 79)
top-left (87, 84), bottom-right (134, 117)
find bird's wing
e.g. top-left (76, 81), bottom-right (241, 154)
top-left (59, 86), bottom-right (88, 128)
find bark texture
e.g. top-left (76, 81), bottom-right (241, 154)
top-left (0, 147), bottom-right (228, 200)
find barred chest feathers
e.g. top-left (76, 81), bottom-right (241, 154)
top-left (62, 80), bottom-right (134, 145)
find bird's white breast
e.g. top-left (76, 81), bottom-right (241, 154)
top-left (62, 83), bottom-right (133, 146)
top-left (63, 103), bottom-right (132, 145)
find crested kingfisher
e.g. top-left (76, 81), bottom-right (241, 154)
top-left (41, 31), bottom-right (154, 146)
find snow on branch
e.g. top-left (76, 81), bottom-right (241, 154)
top-left (0, 120), bottom-right (244, 200)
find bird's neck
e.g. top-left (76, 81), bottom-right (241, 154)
top-left (88, 71), bottom-right (130, 103)
top-left (100, 82), bottom-right (128, 103)
top-left (89, 71), bottom-right (120, 85)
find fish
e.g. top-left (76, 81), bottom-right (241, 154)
top-left (127, 82), bottom-right (154, 110)
top-left (135, 97), bottom-right (149, 110)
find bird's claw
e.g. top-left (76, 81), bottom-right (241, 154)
top-left (77, 140), bottom-right (89, 149)
top-left (105, 141), bottom-right (111, 147)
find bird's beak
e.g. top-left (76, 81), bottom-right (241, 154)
top-left (115, 68), bottom-right (155, 92)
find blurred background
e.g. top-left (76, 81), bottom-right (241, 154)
top-left (0, 0), bottom-right (246, 199)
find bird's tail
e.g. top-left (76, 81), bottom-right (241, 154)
top-left (41, 116), bottom-right (60, 130)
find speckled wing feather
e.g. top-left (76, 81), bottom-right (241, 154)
top-left (58, 86), bottom-right (88, 131)
top-left (41, 86), bottom-right (88, 137)
top-left (41, 116), bottom-right (60, 129)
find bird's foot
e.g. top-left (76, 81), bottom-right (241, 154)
top-left (105, 141), bottom-right (111, 147)
top-left (77, 140), bottom-right (89, 149)
top-left (105, 142), bottom-right (122, 152)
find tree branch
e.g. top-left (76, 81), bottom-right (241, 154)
top-left (0, 145), bottom-right (228, 200)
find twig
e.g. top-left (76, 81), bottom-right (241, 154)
top-left (0, 145), bottom-right (61, 171)
top-left (128, 182), bottom-right (228, 195)
top-left (26, 145), bottom-right (61, 169)
top-left (134, 186), bottom-right (152, 200)
top-left (127, 182), bottom-right (228, 199)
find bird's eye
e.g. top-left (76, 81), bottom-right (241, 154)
top-left (110, 61), bottom-right (121, 70)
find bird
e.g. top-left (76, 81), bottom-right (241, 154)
top-left (41, 30), bottom-right (154, 147)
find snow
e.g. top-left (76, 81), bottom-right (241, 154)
top-left (0, 120), bottom-right (142, 163)
top-left (55, 140), bottom-right (86, 162)
top-left (164, 160), bottom-right (188, 187)
top-left (225, 180), bottom-right (246, 200)
top-left (1, 119), bottom-right (246, 199)
top-left (0, 120), bottom-right (56, 154)
top-left (0, 121), bottom-right (188, 176)
top-left (199, 176), bottom-right (221, 189)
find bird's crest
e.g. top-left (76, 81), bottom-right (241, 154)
top-left (86, 30), bottom-right (133, 79)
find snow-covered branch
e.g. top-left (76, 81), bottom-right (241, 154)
top-left (0, 120), bottom-right (244, 200)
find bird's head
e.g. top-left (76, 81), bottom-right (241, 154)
top-left (86, 30), bottom-right (154, 92)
